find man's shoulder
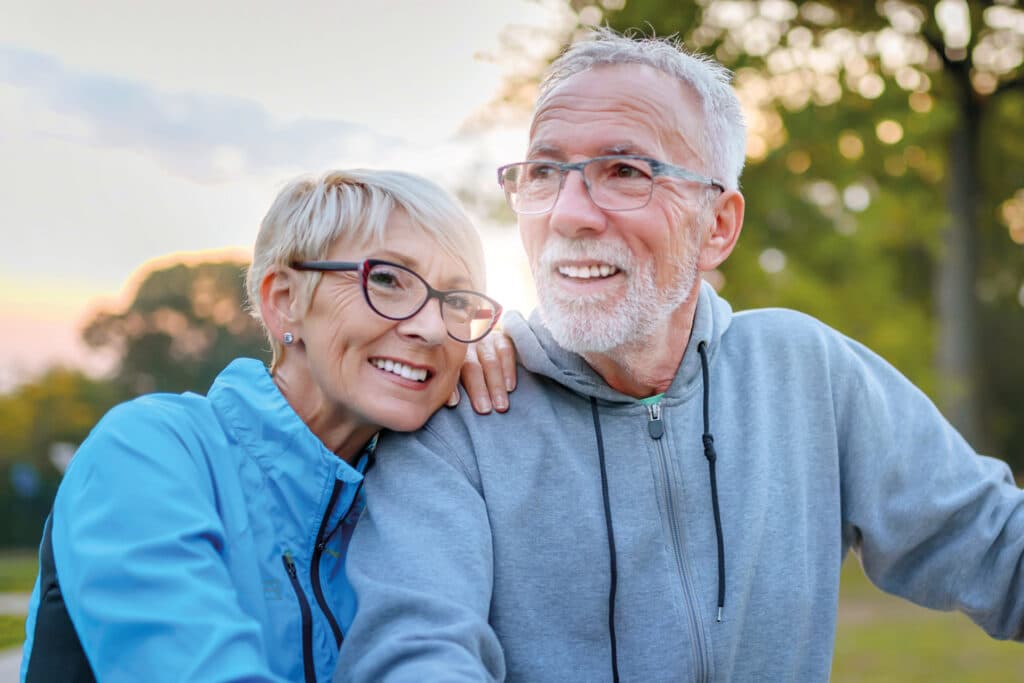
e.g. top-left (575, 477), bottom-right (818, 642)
top-left (728, 306), bottom-right (844, 346)
top-left (379, 370), bottom-right (568, 456)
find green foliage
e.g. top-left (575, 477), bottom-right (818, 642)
top-left (592, 0), bottom-right (1024, 469)
top-left (82, 260), bottom-right (270, 396)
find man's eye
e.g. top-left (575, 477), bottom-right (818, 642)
top-left (527, 163), bottom-right (559, 180)
top-left (611, 162), bottom-right (647, 179)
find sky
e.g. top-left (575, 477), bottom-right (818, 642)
top-left (0, 0), bottom-right (569, 389)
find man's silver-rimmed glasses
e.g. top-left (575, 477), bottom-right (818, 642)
top-left (496, 155), bottom-right (726, 215)
top-left (291, 259), bottom-right (502, 343)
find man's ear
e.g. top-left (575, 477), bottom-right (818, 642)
top-left (698, 189), bottom-right (745, 271)
top-left (260, 267), bottom-right (302, 344)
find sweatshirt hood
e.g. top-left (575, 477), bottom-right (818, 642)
top-left (504, 280), bottom-right (734, 402)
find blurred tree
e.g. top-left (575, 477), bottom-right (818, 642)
top-left (0, 368), bottom-right (121, 545)
top-left (0, 259), bottom-right (269, 546)
top-left (548, 0), bottom-right (1024, 465)
top-left (82, 260), bottom-right (270, 396)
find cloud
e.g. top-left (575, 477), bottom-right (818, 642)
top-left (0, 43), bottom-right (406, 182)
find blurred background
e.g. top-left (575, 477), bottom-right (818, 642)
top-left (1, 0), bottom-right (1022, 679)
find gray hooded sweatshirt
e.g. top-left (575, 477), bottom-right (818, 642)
top-left (336, 283), bottom-right (1024, 682)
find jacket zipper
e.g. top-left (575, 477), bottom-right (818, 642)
top-left (311, 475), bottom-right (369, 647)
top-left (647, 402), bottom-right (712, 682)
top-left (311, 480), bottom-right (344, 646)
top-left (282, 552), bottom-right (316, 683)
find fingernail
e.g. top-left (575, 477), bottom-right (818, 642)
top-left (505, 377), bottom-right (515, 391)
top-left (477, 398), bottom-right (492, 413)
top-left (494, 396), bottom-right (508, 411)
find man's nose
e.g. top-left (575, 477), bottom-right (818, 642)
top-left (549, 169), bottom-right (606, 238)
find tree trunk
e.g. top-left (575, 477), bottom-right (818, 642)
top-left (935, 70), bottom-right (982, 446)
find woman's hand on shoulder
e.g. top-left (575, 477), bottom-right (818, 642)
top-left (449, 328), bottom-right (517, 414)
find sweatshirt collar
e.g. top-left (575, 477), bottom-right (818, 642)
top-left (507, 280), bottom-right (733, 403)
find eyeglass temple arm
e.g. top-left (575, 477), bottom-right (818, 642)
top-left (653, 162), bottom-right (726, 192)
top-left (291, 261), bottom-right (362, 271)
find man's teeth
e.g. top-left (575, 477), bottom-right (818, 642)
top-left (558, 264), bottom-right (619, 279)
top-left (371, 359), bottom-right (428, 382)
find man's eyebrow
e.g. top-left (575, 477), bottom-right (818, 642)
top-left (600, 143), bottom-right (645, 156)
top-left (526, 143), bottom-right (565, 159)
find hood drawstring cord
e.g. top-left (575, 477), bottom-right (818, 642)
top-left (589, 340), bottom-right (725, 681)
top-left (698, 341), bottom-right (726, 622)
top-left (590, 397), bottom-right (620, 683)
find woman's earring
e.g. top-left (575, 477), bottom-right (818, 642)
top-left (283, 332), bottom-right (294, 345)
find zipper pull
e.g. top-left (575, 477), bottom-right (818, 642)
top-left (647, 402), bottom-right (664, 440)
top-left (283, 551), bottom-right (298, 577)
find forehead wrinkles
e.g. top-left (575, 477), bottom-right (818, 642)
top-left (529, 70), bottom-right (704, 163)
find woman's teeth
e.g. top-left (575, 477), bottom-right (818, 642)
top-left (558, 264), bottom-right (619, 279)
top-left (371, 359), bottom-right (428, 382)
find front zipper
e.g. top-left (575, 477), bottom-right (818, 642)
top-left (282, 552), bottom-right (315, 683)
top-left (311, 480), bottom-right (344, 647)
top-left (311, 474), bottom-right (369, 647)
top-left (647, 403), bottom-right (712, 682)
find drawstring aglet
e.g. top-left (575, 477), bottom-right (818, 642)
top-left (717, 606), bottom-right (723, 623)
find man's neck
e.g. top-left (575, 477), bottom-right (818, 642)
top-left (582, 294), bottom-right (700, 398)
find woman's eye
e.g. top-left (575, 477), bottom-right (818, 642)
top-left (445, 294), bottom-right (469, 311)
top-left (368, 271), bottom-right (401, 288)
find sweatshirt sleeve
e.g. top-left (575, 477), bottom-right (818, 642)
top-left (50, 399), bottom-right (288, 683)
top-left (835, 336), bottom-right (1024, 640)
top-left (335, 419), bottom-right (505, 683)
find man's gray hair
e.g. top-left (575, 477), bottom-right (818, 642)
top-left (538, 27), bottom-right (747, 190)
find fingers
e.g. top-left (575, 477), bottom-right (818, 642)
top-left (446, 386), bottom-right (461, 408)
top-left (457, 330), bottom-right (519, 415)
top-left (491, 329), bottom-right (517, 393)
top-left (459, 344), bottom-right (493, 414)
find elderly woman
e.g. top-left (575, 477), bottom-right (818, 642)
top-left (21, 170), bottom-right (510, 683)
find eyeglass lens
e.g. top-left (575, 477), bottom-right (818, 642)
top-left (502, 158), bottom-right (655, 213)
top-left (364, 262), bottom-right (498, 342)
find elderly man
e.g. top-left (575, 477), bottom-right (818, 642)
top-left (336, 29), bottom-right (1024, 682)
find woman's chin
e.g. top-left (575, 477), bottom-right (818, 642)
top-left (370, 403), bottom-right (438, 434)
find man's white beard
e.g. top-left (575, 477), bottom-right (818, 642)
top-left (535, 235), bottom-right (699, 354)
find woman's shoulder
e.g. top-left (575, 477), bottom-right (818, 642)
top-left (64, 390), bottom-right (222, 482)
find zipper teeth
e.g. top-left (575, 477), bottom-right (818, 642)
top-left (654, 436), bottom-right (710, 682)
top-left (282, 553), bottom-right (316, 683)
top-left (311, 480), bottom-right (344, 646)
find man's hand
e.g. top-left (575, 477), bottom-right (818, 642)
top-left (449, 329), bottom-right (517, 414)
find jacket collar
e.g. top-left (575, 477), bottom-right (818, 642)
top-left (208, 359), bottom-right (366, 502)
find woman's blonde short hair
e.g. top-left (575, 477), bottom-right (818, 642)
top-left (246, 169), bottom-right (486, 367)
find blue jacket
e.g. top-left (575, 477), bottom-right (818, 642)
top-left (22, 358), bottom-right (370, 683)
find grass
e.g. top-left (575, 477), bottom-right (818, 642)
top-left (0, 550), bottom-right (37, 593)
top-left (0, 615), bottom-right (24, 651)
top-left (832, 559), bottom-right (1024, 682)
top-left (0, 550), bottom-right (35, 653)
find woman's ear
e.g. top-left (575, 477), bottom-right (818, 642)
top-left (260, 267), bottom-right (302, 345)
top-left (698, 189), bottom-right (745, 272)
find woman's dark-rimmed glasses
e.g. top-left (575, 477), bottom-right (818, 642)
top-left (291, 259), bottom-right (502, 344)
